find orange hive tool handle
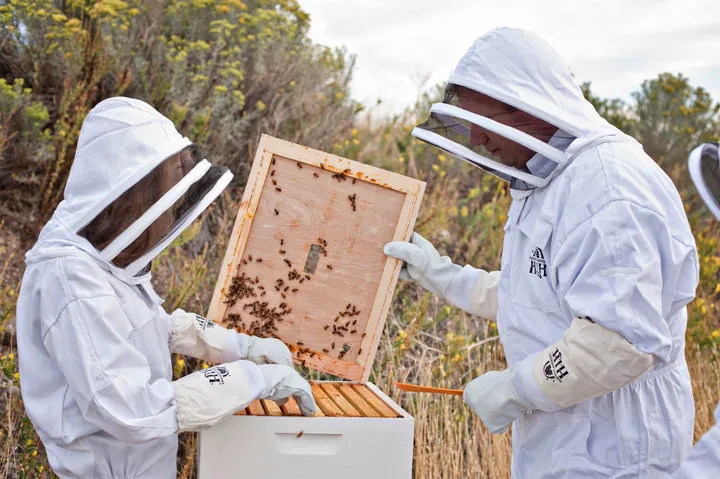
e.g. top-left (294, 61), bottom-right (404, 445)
top-left (393, 382), bottom-right (463, 396)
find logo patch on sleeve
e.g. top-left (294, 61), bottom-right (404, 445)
top-left (203, 366), bottom-right (230, 385)
top-left (543, 348), bottom-right (569, 382)
top-left (194, 314), bottom-right (216, 331)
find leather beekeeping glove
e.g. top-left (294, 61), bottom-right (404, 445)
top-left (257, 364), bottom-right (318, 416)
top-left (384, 233), bottom-right (500, 320)
top-left (463, 368), bottom-right (531, 434)
top-left (170, 309), bottom-right (293, 367)
top-left (174, 360), bottom-right (265, 432)
top-left (464, 318), bottom-right (656, 434)
top-left (238, 335), bottom-right (294, 368)
top-left (384, 232), bottom-right (462, 298)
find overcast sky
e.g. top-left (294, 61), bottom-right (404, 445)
top-left (301, 0), bottom-right (720, 117)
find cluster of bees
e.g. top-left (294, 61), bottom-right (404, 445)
top-left (224, 232), bottom-right (307, 339)
top-left (329, 167), bottom-right (357, 186)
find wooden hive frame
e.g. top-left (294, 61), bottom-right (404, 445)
top-left (207, 135), bottom-right (425, 382)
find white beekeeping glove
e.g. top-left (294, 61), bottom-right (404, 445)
top-left (463, 368), bottom-right (531, 434)
top-left (384, 232), bottom-right (462, 298)
top-left (237, 335), bottom-right (294, 367)
top-left (256, 364), bottom-right (317, 416)
top-left (384, 233), bottom-right (500, 319)
top-left (174, 360), bottom-right (264, 432)
top-left (170, 309), bottom-right (292, 366)
top-left (464, 318), bottom-right (656, 434)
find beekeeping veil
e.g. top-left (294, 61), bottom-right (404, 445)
top-left (46, 97), bottom-right (232, 278)
top-left (413, 27), bottom-right (625, 190)
top-left (689, 143), bottom-right (720, 220)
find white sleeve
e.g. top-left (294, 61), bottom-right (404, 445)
top-left (511, 318), bottom-right (655, 411)
top-left (511, 199), bottom-right (697, 411)
top-left (169, 309), bottom-right (248, 363)
top-left (555, 200), bottom-right (696, 362)
top-left (445, 265), bottom-right (500, 320)
top-left (674, 402), bottom-right (720, 478)
top-left (43, 296), bottom-right (178, 443)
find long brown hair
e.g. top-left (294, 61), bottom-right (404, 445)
top-left (79, 147), bottom-right (195, 268)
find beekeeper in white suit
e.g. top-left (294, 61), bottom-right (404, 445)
top-left (385, 28), bottom-right (699, 477)
top-left (16, 97), bottom-right (317, 478)
top-left (673, 142), bottom-right (720, 478)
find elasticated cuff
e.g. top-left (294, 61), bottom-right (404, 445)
top-left (511, 352), bottom-right (562, 412)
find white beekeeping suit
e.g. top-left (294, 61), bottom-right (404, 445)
top-left (673, 142), bottom-right (720, 479)
top-left (16, 97), bottom-right (316, 478)
top-left (385, 28), bottom-right (699, 477)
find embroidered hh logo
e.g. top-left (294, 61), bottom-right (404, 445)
top-left (204, 366), bottom-right (230, 385)
top-left (543, 348), bottom-right (569, 382)
top-left (529, 247), bottom-right (547, 278)
top-left (194, 314), bottom-right (215, 331)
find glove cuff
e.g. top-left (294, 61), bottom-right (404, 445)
top-left (511, 352), bottom-right (562, 412)
top-left (445, 265), bottom-right (482, 311)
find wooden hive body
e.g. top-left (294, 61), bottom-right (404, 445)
top-left (198, 135), bottom-right (423, 478)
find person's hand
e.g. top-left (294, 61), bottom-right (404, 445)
top-left (384, 232), bottom-right (462, 298)
top-left (257, 364), bottom-right (317, 416)
top-left (463, 368), bottom-right (531, 434)
top-left (242, 336), bottom-right (293, 367)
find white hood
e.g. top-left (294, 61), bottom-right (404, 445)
top-left (26, 97), bottom-right (232, 280)
top-left (413, 27), bottom-right (634, 190)
top-left (688, 142), bottom-right (720, 220)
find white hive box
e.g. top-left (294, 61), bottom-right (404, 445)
top-left (198, 382), bottom-right (413, 478)
top-left (197, 135), bottom-right (425, 479)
